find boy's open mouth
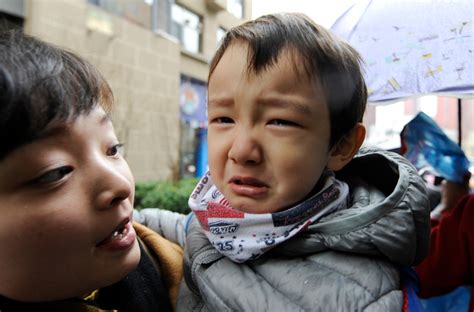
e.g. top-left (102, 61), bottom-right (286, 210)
top-left (230, 177), bottom-right (267, 187)
top-left (96, 217), bottom-right (130, 247)
top-left (229, 176), bottom-right (269, 197)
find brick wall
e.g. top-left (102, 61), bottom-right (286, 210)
top-left (24, 0), bottom-right (181, 181)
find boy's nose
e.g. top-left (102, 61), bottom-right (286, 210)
top-left (93, 160), bottom-right (133, 210)
top-left (228, 130), bottom-right (262, 165)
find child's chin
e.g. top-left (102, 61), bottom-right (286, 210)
top-left (99, 243), bottom-right (141, 289)
top-left (110, 240), bottom-right (141, 281)
top-left (122, 240), bottom-right (141, 272)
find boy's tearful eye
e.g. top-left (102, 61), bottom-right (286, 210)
top-left (213, 117), bottom-right (234, 124)
top-left (268, 119), bottom-right (299, 127)
top-left (107, 143), bottom-right (124, 158)
top-left (30, 166), bottom-right (73, 185)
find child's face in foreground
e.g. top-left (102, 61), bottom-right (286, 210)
top-left (0, 106), bottom-right (140, 302)
top-left (208, 42), bottom-right (334, 214)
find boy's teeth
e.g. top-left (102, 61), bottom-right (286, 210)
top-left (111, 225), bottom-right (126, 239)
top-left (97, 222), bottom-right (129, 246)
top-left (112, 231), bottom-right (123, 240)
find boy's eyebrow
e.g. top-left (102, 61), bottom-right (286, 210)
top-left (257, 97), bottom-right (312, 115)
top-left (208, 97), bottom-right (313, 115)
top-left (208, 97), bottom-right (234, 108)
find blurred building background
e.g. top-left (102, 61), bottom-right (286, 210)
top-left (0, 0), bottom-right (251, 182)
top-left (2, 0), bottom-right (472, 182)
top-left (363, 97), bottom-right (474, 159)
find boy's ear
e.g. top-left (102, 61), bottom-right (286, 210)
top-left (327, 123), bottom-right (366, 171)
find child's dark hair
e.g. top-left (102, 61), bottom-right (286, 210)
top-left (0, 30), bottom-right (113, 160)
top-left (210, 13), bottom-right (367, 148)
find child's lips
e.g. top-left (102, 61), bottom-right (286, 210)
top-left (96, 217), bottom-right (136, 252)
top-left (228, 176), bottom-right (269, 197)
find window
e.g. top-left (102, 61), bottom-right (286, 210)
top-left (0, 12), bottom-right (23, 30)
top-left (150, 0), bottom-right (172, 34)
top-left (216, 27), bottom-right (226, 48)
top-left (227, 0), bottom-right (244, 19)
top-left (171, 4), bottom-right (202, 54)
top-left (88, 0), bottom-right (152, 29)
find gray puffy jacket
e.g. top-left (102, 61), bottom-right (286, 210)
top-left (137, 148), bottom-right (431, 311)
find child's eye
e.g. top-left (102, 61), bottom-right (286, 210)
top-left (31, 166), bottom-right (73, 185)
top-left (213, 117), bottom-right (234, 124)
top-left (268, 119), bottom-right (298, 127)
top-left (107, 143), bottom-right (124, 157)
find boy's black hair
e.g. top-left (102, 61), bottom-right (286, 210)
top-left (0, 30), bottom-right (113, 160)
top-left (209, 13), bottom-right (367, 148)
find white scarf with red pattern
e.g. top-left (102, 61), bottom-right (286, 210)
top-left (189, 171), bottom-right (349, 263)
